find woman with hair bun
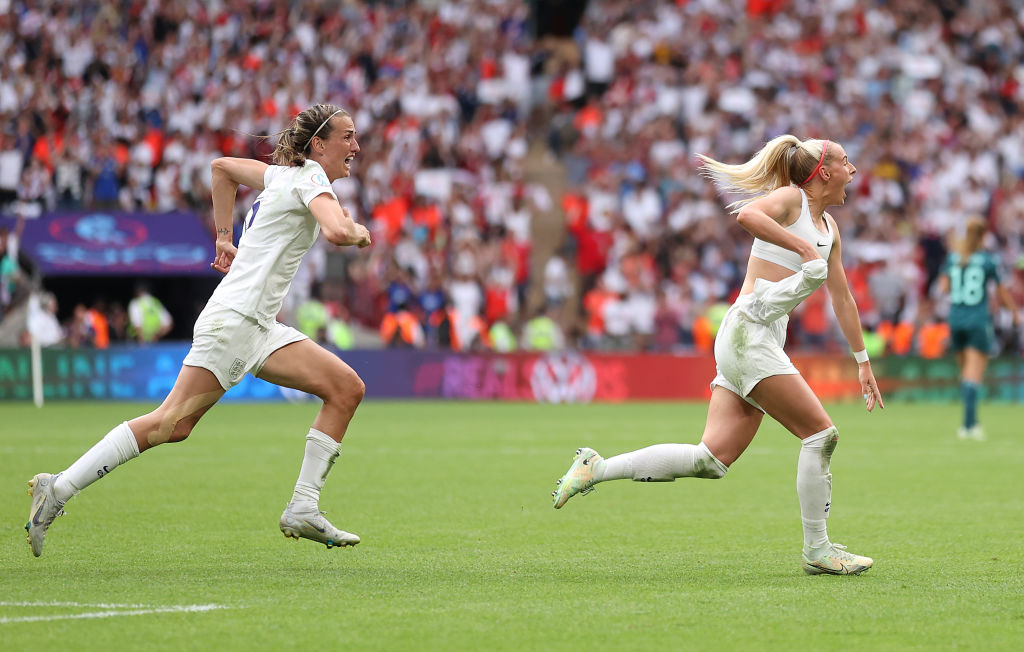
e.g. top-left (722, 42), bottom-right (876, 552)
top-left (26, 104), bottom-right (372, 556)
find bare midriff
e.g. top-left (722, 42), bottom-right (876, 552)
top-left (739, 255), bottom-right (809, 296)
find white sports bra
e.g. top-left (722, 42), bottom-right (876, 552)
top-left (749, 188), bottom-right (833, 271)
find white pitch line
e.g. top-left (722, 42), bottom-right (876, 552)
top-left (0, 603), bottom-right (226, 624)
top-left (0, 601), bottom-right (153, 609)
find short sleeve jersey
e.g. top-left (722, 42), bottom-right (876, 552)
top-left (208, 160), bottom-right (337, 327)
top-left (944, 250), bottom-right (1001, 329)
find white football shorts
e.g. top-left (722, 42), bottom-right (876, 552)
top-left (183, 301), bottom-right (308, 390)
top-left (710, 260), bottom-right (828, 412)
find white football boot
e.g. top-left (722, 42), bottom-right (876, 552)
top-left (552, 447), bottom-right (603, 509)
top-left (280, 502), bottom-right (360, 549)
top-left (26, 473), bottom-right (66, 557)
top-left (801, 542), bottom-right (873, 576)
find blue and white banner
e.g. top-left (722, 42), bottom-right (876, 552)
top-left (0, 211), bottom-right (217, 276)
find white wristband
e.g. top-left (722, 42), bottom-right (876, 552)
top-left (852, 349), bottom-right (869, 364)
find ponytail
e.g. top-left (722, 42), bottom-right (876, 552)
top-left (958, 216), bottom-right (987, 263)
top-left (698, 135), bottom-right (830, 212)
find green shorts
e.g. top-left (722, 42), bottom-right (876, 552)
top-left (949, 324), bottom-right (992, 354)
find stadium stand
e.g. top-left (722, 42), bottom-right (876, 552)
top-left (0, 0), bottom-right (1021, 355)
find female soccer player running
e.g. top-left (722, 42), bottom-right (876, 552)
top-left (552, 135), bottom-right (884, 575)
top-left (936, 216), bottom-right (1018, 441)
top-left (26, 104), bottom-right (371, 556)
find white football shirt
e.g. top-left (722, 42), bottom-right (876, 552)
top-left (208, 160), bottom-right (337, 327)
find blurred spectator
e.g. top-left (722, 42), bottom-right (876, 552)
top-left (600, 290), bottom-right (633, 350)
top-left (651, 287), bottom-right (684, 352)
top-left (543, 251), bottom-right (573, 308)
top-left (792, 288), bottom-right (830, 351)
top-left (90, 141), bottom-right (123, 210)
top-left (18, 158), bottom-right (52, 218)
top-left (23, 292), bottom-right (64, 347)
top-left (489, 319), bottom-right (518, 353)
top-left (483, 262), bottom-right (517, 327)
top-left (581, 275), bottom-right (614, 348)
top-left (53, 133), bottom-right (87, 208)
top-left (325, 316), bottom-right (355, 351)
top-left (521, 304), bottom-right (565, 352)
top-left (917, 318), bottom-right (951, 360)
top-left (380, 303), bottom-right (425, 349)
top-left (1, 229), bottom-right (21, 318)
top-left (418, 268), bottom-right (447, 343)
top-left (0, 132), bottom-right (23, 212)
top-left (68, 303), bottom-right (109, 349)
top-left (458, 308), bottom-right (492, 353)
top-left (127, 284), bottom-right (173, 343)
top-left (384, 264), bottom-right (417, 315)
top-left (107, 301), bottom-right (129, 343)
top-left (449, 268), bottom-right (484, 339)
top-left (432, 299), bottom-right (461, 351)
top-left (281, 236), bottom-right (328, 328)
top-left (296, 290), bottom-right (330, 344)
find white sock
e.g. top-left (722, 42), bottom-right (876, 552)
top-left (290, 428), bottom-right (342, 509)
top-left (53, 422), bottom-right (140, 503)
top-left (797, 426), bottom-right (839, 549)
top-left (595, 443), bottom-right (728, 482)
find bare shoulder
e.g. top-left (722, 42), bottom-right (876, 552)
top-left (773, 186), bottom-right (803, 202)
top-left (748, 185), bottom-right (803, 225)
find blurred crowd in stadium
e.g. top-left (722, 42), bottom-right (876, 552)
top-left (1, 0), bottom-right (1022, 357)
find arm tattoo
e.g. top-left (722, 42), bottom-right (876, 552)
top-left (217, 228), bottom-right (231, 236)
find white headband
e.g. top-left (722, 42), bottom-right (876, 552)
top-left (306, 109), bottom-right (344, 149)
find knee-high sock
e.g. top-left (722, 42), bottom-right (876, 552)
top-left (595, 442), bottom-right (728, 482)
top-left (290, 428), bottom-right (342, 508)
top-left (53, 422), bottom-right (140, 503)
top-left (962, 381), bottom-right (978, 428)
top-left (797, 426), bottom-right (838, 548)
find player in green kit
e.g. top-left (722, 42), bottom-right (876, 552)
top-left (937, 217), bottom-right (1018, 441)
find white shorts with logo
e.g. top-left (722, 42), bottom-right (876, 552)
top-left (182, 301), bottom-right (308, 390)
top-left (710, 259), bottom-right (828, 412)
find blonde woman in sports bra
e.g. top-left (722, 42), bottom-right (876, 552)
top-left (552, 135), bottom-right (885, 576)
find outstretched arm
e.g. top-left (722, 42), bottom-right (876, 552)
top-left (824, 216), bottom-right (884, 412)
top-left (209, 158), bottom-right (269, 273)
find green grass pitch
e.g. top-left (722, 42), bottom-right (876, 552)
top-left (2, 400), bottom-right (1023, 650)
